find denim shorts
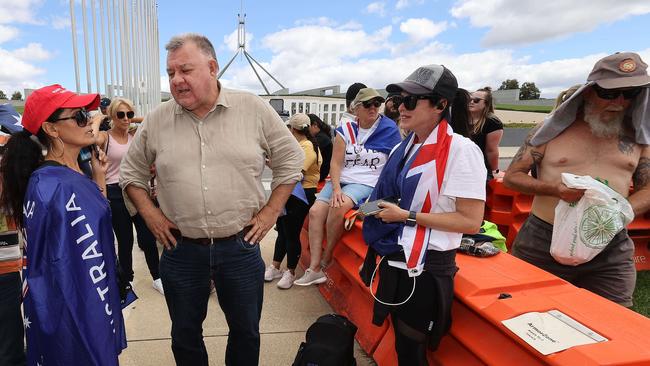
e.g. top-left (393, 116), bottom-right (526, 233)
top-left (316, 181), bottom-right (374, 205)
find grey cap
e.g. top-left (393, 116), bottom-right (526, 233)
top-left (587, 52), bottom-right (650, 89)
top-left (386, 64), bottom-right (458, 99)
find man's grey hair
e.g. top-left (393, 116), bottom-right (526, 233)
top-left (165, 33), bottom-right (217, 61)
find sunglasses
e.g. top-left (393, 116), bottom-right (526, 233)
top-left (593, 85), bottom-right (641, 100)
top-left (392, 95), bottom-right (436, 111)
top-left (52, 109), bottom-right (90, 127)
top-left (116, 111), bottom-right (135, 119)
top-left (469, 97), bottom-right (484, 104)
top-left (362, 99), bottom-right (382, 109)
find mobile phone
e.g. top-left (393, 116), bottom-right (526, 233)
top-left (359, 199), bottom-right (385, 216)
top-left (90, 144), bottom-right (100, 159)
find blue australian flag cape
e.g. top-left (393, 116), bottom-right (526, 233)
top-left (335, 115), bottom-right (402, 155)
top-left (22, 164), bottom-right (127, 366)
top-left (0, 103), bottom-right (23, 134)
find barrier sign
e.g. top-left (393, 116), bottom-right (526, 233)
top-left (502, 310), bottom-right (607, 355)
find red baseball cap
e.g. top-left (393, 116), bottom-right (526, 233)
top-left (22, 84), bottom-right (100, 135)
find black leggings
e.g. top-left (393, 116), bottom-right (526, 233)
top-left (272, 188), bottom-right (316, 269)
top-left (107, 184), bottom-right (160, 281)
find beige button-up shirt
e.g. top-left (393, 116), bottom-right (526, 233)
top-left (120, 86), bottom-right (304, 238)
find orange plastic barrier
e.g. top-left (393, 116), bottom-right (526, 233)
top-left (487, 177), bottom-right (650, 271)
top-left (301, 217), bottom-right (650, 365)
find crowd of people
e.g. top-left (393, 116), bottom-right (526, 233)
top-left (0, 29), bottom-right (648, 366)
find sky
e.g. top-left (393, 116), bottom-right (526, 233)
top-left (1, 0), bottom-right (650, 99)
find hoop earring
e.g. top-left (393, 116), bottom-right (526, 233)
top-left (52, 137), bottom-right (65, 158)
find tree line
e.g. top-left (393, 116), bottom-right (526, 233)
top-left (498, 79), bottom-right (540, 100)
top-left (0, 90), bottom-right (22, 100)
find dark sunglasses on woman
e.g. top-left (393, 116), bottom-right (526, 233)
top-left (469, 97), bottom-right (484, 104)
top-left (391, 95), bottom-right (437, 111)
top-left (593, 84), bottom-right (641, 100)
top-left (362, 99), bottom-right (382, 109)
top-left (116, 111), bottom-right (135, 119)
top-left (52, 109), bottom-right (91, 127)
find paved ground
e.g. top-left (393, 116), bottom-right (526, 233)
top-left (118, 230), bottom-right (376, 366)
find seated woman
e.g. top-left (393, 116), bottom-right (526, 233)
top-left (361, 65), bottom-right (486, 365)
top-left (0, 85), bottom-right (126, 365)
top-left (294, 88), bottom-right (402, 286)
top-left (468, 87), bottom-right (503, 180)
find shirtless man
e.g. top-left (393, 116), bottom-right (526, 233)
top-left (504, 52), bottom-right (650, 307)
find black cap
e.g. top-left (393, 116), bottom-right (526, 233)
top-left (100, 97), bottom-right (111, 108)
top-left (345, 82), bottom-right (367, 108)
top-left (387, 64), bottom-right (458, 100)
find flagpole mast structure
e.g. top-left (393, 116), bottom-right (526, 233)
top-left (69, 0), bottom-right (161, 114)
top-left (217, 4), bottom-right (285, 95)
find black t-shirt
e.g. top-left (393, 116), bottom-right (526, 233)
top-left (470, 115), bottom-right (503, 172)
top-left (316, 131), bottom-right (333, 181)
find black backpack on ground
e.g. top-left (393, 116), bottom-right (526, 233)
top-left (293, 314), bottom-right (358, 366)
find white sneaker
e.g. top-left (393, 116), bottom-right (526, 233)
top-left (293, 269), bottom-right (327, 286)
top-left (276, 270), bottom-right (295, 289)
top-left (152, 279), bottom-right (164, 295)
top-left (264, 265), bottom-right (283, 282)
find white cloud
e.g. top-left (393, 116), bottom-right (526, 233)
top-left (396, 0), bottom-right (409, 9)
top-left (0, 25), bottom-right (19, 44)
top-left (0, 48), bottom-right (46, 95)
top-left (217, 21), bottom-right (650, 100)
top-left (222, 28), bottom-right (254, 53)
top-left (51, 15), bottom-right (70, 30)
top-left (0, 0), bottom-right (43, 24)
top-left (451, 0), bottom-right (650, 46)
top-left (12, 43), bottom-right (52, 61)
top-left (399, 18), bottom-right (447, 42)
top-left (294, 17), bottom-right (338, 27)
top-left (365, 2), bottom-right (386, 17)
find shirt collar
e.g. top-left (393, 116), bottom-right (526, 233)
top-left (173, 81), bottom-right (230, 116)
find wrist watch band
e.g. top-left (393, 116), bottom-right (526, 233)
top-left (405, 211), bottom-right (417, 226)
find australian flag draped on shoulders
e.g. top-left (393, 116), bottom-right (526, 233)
top-left (336, 114), bottom-right (401, 156)
top-left (22, 164), bottom-right (126, 366)
top-left (363, 120), bottom-right (454, 277)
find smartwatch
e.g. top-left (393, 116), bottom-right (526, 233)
top-left (405, 211), bottom-right (417, 227)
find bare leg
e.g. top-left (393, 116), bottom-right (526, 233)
top-left (307, 201), bottom-right (330, 270)
top-left (321, 197), bottom-right (354, 267)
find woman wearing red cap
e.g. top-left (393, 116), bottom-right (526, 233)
top-left (0, 85), bottom-right (127, 365)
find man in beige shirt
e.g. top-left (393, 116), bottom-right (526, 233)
top-left (120, 33), bottom-right (303, 366)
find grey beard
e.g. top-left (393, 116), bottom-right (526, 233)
top-left (584, 102), bottom-right (624, 138)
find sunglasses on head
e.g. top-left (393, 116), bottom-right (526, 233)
top-left (469, 97), bottom-right (484, 104)
top-left (362, 99), bottom-right (382, 109)
top-left (392, 94), bottom-right (437, 111)
top-left (52, 109), bottom-right (90, 127)
top-left (116, 111), bottom-right (135, 119)
top-left (593, 85), bottom-right (642, 100)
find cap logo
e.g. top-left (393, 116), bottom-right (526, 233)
top-left (51, 87), bottom-right (67, 94)
top-left (619, 59), bottom-right (637, 73)
top-left (411, 68), bottom-right (435, 86)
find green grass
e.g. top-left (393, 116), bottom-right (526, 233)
top-left (13, 106), bottom-right (24, 114)
top-left (633, 271), bottom-right (650, 317)
top-left (503, 122), bottom-right (538, 129)
top-left (495, 104), bottom-right (553, 113)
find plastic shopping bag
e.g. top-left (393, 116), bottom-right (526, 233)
top-left (550, 173), bottom-right (634, 266)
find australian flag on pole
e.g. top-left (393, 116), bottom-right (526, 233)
top-left (22, 163), bottom-right (127, 366)
top-left (0, 103), bottom-right (23, 134)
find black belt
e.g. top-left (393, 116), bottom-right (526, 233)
top-left (170, 227), bottom-right (250, 246)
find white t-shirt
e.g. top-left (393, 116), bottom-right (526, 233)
top-left (337, 118), bottom-right (389, 188)
top-left (425, 135), bottom-right (486, 251)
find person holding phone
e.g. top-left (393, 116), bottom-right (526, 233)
top-left (361, 66), bottom-right (486, 365)
top-left (294, 87), bottom-right (402, 286)
top-left (93, 98), bottom-right (163, 295)
top-left (0, 85), bottom-right (126, 365)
